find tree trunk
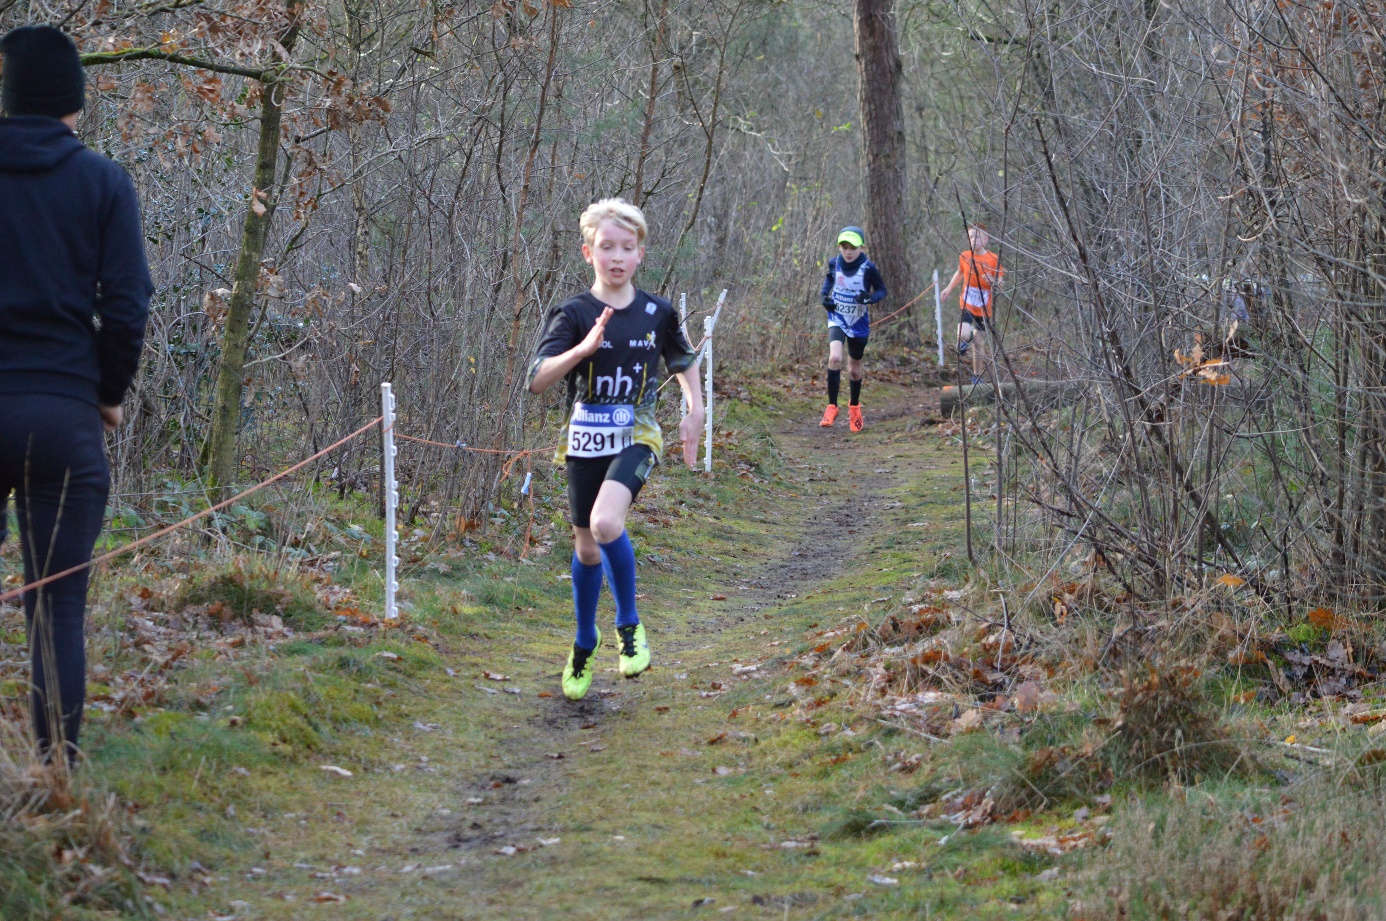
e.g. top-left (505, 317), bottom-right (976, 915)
top-left (852, 0), bottom-right (915, 344)
top-left (202, 77), bottom-right (289, 489)
top-left (201, 3), bottom-right (302, 491)
top-left (495, 1), bottom-right (564, 432)
top-left (631, 0), bottom-right (669, 207)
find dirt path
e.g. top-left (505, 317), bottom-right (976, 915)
top-left (436, 392), bottom-right (912, 854)
top-left (192, 380), bottom-right (976, 920)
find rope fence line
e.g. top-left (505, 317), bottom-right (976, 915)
top-left (393, 432), bottom-right (544, 481)
top-left (0, 415), bottom-right (386, 607)
top-left (730, 281), bottom-right (937, 335)
top-left (873, 281), bottom-right (938, 327)
top-left (4, 289), bottom-right (737, 614)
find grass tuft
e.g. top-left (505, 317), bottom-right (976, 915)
top-left (1109, 663), bottom-right (1241, 784)
top-left (0, 719), bottom-right (150, 920)
top-left (175, 557), bottom-right (324, 630)
top-left (1078, 782), bottom-right (1386, 919)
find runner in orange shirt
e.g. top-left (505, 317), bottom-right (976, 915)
top-left (939, 223), bottom-right (1004, 384)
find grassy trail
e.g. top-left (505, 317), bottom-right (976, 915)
top-left (120, 379), bottom-right (1061, 920)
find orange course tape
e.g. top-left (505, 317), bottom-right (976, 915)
top-left (736, 282), bottom-right (937, 333)
top-left (0, 416), bottom-right (385, 606)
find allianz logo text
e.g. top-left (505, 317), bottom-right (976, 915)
top-left (573, 404), bottom-right (634, 425)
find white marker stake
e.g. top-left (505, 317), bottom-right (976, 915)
top-left (933, 269), bottom-right (945, 367)
top-left (381, 382), bottom-right (400, 620)
top-left (709, 288), bottom-right (727, 330)
top-left (704, 315), bottom-right (714, 473)
top-left (680, 293), bottom-right (689, 420)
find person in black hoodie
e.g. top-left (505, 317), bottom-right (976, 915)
top-left (0, 26), bottom-right (152, 766)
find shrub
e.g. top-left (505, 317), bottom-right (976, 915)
top-left (1108, 664), bottom-right (1241, 785)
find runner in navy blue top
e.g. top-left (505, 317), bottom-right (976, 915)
top-left (818, 226), bottom-right (887, 433)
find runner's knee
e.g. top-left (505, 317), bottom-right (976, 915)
top-left (589, 512), bottom-right (624, 545)
top-left (573, 529), bottom-right (602, 566)
top-left (849, 359), bottom-right (863, 380)
top-left (827, 355), bottom-right (843, 371)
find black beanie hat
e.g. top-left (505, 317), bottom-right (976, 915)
top-left (1, 26), bottom-right (86, 118)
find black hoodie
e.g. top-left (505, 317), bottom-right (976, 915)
top-left (0, 116), bottom-right (151, 406)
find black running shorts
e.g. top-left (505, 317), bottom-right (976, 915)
top-left (959, 309), bottom-right (988, 332)
top-left (828, 325), bottom-right (869, 360)
top-left (566, 444), bottom-right (656, 528)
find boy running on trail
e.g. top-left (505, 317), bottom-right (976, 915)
top-left (528, 198), bottom-right (704, 701)
top-left (940, 223), bottom-right (1004, 384)
top-left (819, 226), bottom-right (887, 433)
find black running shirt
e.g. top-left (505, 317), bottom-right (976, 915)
top-left (528, 290), bottom-right (697, 462)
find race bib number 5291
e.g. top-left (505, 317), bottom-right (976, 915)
top-left (567, 402), bottom-right (634, 458)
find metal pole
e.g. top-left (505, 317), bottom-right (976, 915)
top-left (703, 315), bottom-right (714, 474)
top-left (934, 269), bottom-right (945, 367)
top-left (381, 382), bottom-right (399, 620)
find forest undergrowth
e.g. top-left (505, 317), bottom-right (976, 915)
top-left (4, 357), bottom-right (1386, 918)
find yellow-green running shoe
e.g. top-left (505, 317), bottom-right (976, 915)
top-left (562, 627), bottom-right (600, 700)
top-left (617, 623), bottom-right (650, 678)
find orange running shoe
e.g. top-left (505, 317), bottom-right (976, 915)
top-left (820, 404), bottom-right (839, 427)
top-left (849, 404), bottom-right (864, 433)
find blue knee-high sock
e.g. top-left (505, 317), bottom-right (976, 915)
top-left (599, 531), bottom-right (639, 629)
top-left (572, 554), bottom-right (603, 650)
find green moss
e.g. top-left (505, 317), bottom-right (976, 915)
top-left (243, 689), bottom-right (321, 751)
top-left (141, 710), bottom-right (194, 738)
top-left (1286, 622), bottom-right (1320, 646)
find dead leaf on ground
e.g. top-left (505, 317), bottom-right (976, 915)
top-left (1308, 607), bottom-right (1346, 632)
top-left (1013, 680), bottom-right (1042, 714)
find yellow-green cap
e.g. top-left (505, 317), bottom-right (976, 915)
top-left (837, 226), bottom-right (864, 247)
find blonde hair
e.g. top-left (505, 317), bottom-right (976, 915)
top-left (580, 198), bottom-right (648, 246)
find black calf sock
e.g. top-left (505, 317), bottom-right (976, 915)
top-left (827, 369), bottom-right (840, 405)
top-left (850, 378), bottom-right (862, 406)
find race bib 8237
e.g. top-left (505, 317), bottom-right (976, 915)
top-left (567, 402), bottom-right (635, 458)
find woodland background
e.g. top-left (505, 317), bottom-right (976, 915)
top-left (5, 1), bottom-right (1386, 915)
top-left (3, 0), bottom-right (1385, 609)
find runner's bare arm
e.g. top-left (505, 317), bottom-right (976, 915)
top-left (528, 307), bottom-right (614, 394)
top-left (675, 362), bottom-right (705, 469)
top-left (939, 268), bottom-right (963, 300)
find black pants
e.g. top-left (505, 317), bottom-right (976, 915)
top-left (0, 395), bottom-right (110, 763)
